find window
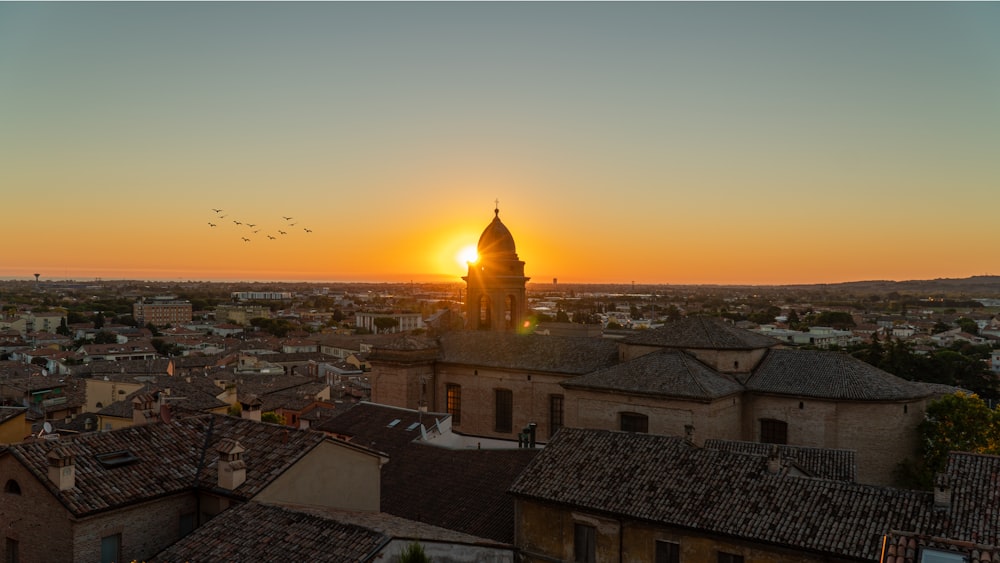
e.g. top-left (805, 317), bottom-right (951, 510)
top-left (920, 548), bottom-right (968, 563)
top-left (574, 523), bottom-right (596, 563)
top-left (656, 541), bottom-right (680, 563)
top-left (495, 389), bottom-right (513, 433)
top-left (3, 480), bottom-right (20, 495)
top-left (446, 384), bottom-right (461, 425)
top-left (620, 412), bottom-right (648, 433)
top-left (100, 534), bottom-right (121, 563)
top-left (549, 394), bottom-right (564, 437)
top-left (478, 296), bottom-right (492, 329)
top-left (718, 552), bottom-right (743, 563)
top-left (5, 537), bottom-right (18, 563)
top-left (760, 419), bottom-right (788, 445)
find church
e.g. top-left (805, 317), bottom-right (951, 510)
top-left (369, 207), bottom-right (941, 485)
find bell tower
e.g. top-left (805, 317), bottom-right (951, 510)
top-left (463, 204), bottom-right (529, 332)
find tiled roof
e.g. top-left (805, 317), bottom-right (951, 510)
top-left (623, 316), bottom-right (781, 350)
top-left (150, 502), bottom-right (387, 562)
top-left (561, 349), bottom-right (743, 400)
top-left (944, 452), bottom-right (1000, 544)
top-left (882, 531), bottom-right (1000, 563)
top-left (510, 428), bottom-right (948, 560)
top-left (437, 332), bottom-right (619, 375)
top-left (703, 439), bottom-right (857, 482)
top-left (316, 402), bottom-right (537, 544)
top-left (747, 349), bottom-right (931, 400)
top-left (3, 414), bottom-right (326, 516)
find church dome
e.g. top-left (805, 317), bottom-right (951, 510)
top-left (477, 208), bottom-right (518, 259)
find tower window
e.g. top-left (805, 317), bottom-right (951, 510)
top-left (549, 394), bottom-right (564, 437)
top-left (478, 296), bottom-right (492, 330)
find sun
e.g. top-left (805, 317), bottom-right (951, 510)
top-left (456, 244), bottom-right (479, 267)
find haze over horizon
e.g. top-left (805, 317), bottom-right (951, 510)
top-left (2, 3), bottom-right (998, 286)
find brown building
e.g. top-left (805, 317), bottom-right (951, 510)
top-left (369, 213), bottom-right (945, 485)
top-left (132, 297), bottom-right (193, 327)
top-left (0, 413), bottom-right (385, 563)
top-left (510, 428), bottom-right (999, 563)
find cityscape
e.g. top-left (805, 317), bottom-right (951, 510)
top-left (2, 2), bottom-right (1000, 563)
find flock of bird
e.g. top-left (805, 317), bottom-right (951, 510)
top-left (207, 209), bottom-right (313, 242)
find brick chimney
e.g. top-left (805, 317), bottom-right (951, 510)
top-left (216, 438), bottom-right (246, 490)
top-left (47, 446), bottom-right (76, 491)
top-left (766, 445), bottom-right (782, 475)
top-left (240, 395), bottom-right (262, 422)
top-left (934, 473), bottom-right (951, 510)
top-left (131, 393), bottom-right (156, 426)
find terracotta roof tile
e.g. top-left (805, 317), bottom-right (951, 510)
top-left (747, 349), bottom-right (931, 400)
top-left (562, 349), bottom-right (743, 400)
top-left (623, 316), bottom-right (781, 350)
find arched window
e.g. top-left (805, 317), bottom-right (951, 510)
top-left (478, 296), bottom-right (492, 330)
top-left (4, 479), bottom-right (21, 495)
top-left (505, 295), bottom-right (516, 330)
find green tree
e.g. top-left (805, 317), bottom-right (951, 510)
top-left (956, 317), bottom-right (979, 335)
top-left (93, 330), bottom-right (117, 344)
top-left (398, 542), bottom-right (431, 563)
top-left (93, 312), bottom-right (105, 330)
top-left (56, 317), bottom-right (72, 337)
top-left (261, 411), bottom-right (286, 425)
top-left (908, 392), bottom-right (1000, 488)
top-left (227, 402), bottom-right (243, 417)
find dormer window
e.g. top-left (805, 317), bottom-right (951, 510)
top-left (4, 479), bottom-right (21, 495)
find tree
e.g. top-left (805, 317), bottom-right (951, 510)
top-left (956, 317), bottom-right (979, 335)
top-left (93, 312), bottom-right (105, 330)
top-left (93, 330), bottom-right (117, 344)
top-left (907, 392), bottom-right (1000, 488)
top-left (56, 317), bottom-right (72, 337)
top-left (227, 402), bottom-right (243, 417)
top-left (398, 542), bottom-right (431, 563)
top-left (555, 310), bottom-right (570, 323)
top-left (261, 411), bottom-right (286, 425)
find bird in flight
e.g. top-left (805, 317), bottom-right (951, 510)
top-left (212, 208), bottom-right (223, 213)
top-left (247, 223), bottom-right (256, 228)
top-left (282, 216), bottom-right (293, 221)
top-left (304, 228), bottom-right (312, 233)
top-left (267, 235), bottom-right (276, 240)
top-left (278, 230), bottom-right (287, 235)
top-left (289, 222), bottom-right (298, 226)
top-left (241, 237), bottom-right (250, 242)
top-left (233, 220), bottom-right (242, 225)
top-left (253, 229), bottom-right (260, 234)
top-left (208, 222), bottom-right (216, 227)
top-left (219, 214), bottom-right (227, 219)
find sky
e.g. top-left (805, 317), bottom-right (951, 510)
top-left (1, 2), bottom-right (998, 286)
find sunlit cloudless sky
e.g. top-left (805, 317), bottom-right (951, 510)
top-left (2, 2), bottom-right (998, 285)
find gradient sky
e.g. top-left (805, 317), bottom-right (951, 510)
top-left (2, 2), bottom-right (998, 285)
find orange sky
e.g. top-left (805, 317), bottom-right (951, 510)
top-left (2, 3), bottom-right (998, 286)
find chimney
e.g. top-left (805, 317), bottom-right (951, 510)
top-left (131, 393), bottom-right (156, 426)
top-left (240, 395), bottom-right (262, 422)
top-left (934, 473), bottom-right (951, 510)
top-left (684, 424), bottom-right (695, 445)
top-left (216, 438), bottom-right (246, 490)
top-left (766, 445), bottom-right (782, 475)
top-left (47, 446), bottom-right (76, 491)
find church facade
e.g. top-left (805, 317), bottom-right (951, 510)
top-left (369, 209), bottom-right (940, 485)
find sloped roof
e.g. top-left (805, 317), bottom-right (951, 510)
top-left (438, 332), bottom-right (619, 375)
top-left (510, 428), bottom-right (948, 560)
top-left (561, 349), bottom-right (743, 400)
top-left (150, 502), bottom-right (387, 562)
top-left (623, 316), bottom-right (781, 350)
top-left (316, 402), bottom-right (537, 544)
top-left (944, 452), bottom-right (1000, 544)
top-left (703, 439), bottom-right (857, 482)
top-left (4, 414), bottom-right (326, 517)
top-left (747, 349), bottom-right (931, 401)
top-left (881, 531), bottom-right (1000, 563)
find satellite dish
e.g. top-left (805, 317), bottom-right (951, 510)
top-left (43, 422), bottom-right (53, 434)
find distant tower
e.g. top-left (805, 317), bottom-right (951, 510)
top-left (34, 273), bottom-right (40, 290)
top-left (463, 203), bottom-right (530, 332)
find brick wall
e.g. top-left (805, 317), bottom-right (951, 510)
top-left (0, 457), bottom-right (74, 563)
top-left (72, 492), bottom-right (198, 563)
